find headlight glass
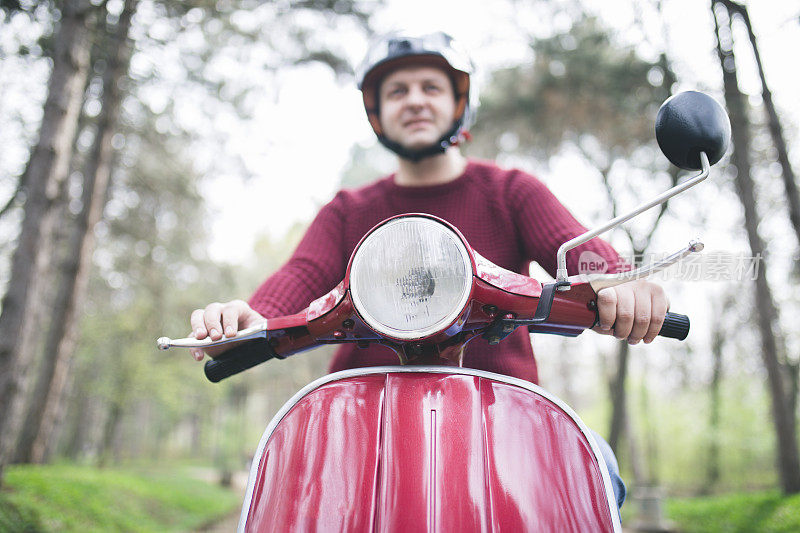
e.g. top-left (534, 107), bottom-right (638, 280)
top-left (350, 217), bottom-right (473, 339)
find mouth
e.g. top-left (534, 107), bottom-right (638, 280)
top-left (403, 118), bottom-right (434, 129)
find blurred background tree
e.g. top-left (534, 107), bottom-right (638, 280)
top-left (711, 0), bottom-right (800, 494)
top-left (0, 0), bottom-right (377, 485)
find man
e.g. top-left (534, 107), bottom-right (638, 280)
top-left (189, 30), bottom-right (667, 511)
top-left (189, 32), bottom-right (668, 379)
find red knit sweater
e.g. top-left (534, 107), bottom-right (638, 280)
top-left (249, 159), bottom-right (623, 383)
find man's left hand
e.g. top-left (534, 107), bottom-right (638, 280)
top-left (594, 280), bottom-right (669, 345)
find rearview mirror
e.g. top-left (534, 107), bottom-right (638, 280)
top-left (655, 91), bottom-right (731, 170)
top-left (555, 91), bottom-right (731, 284)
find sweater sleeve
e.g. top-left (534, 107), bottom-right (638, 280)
top-left (507, 170), bottom-right (627, 277)
top-left (249, 193), bottom-right (349, 318)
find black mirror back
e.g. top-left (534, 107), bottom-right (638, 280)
top-left (655, 91), bottom-right (731, 170)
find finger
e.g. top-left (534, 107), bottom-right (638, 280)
top-left (221, 302), bottom-right (241, 337)
top-left (596, 288), bottom-right (617, 332)
top-left (592, 324), bottom-right (616, 337)
top-left (190, 309), bottom-right (207, 339)
top-left (240, 303), bottom-right (266, 329)
top-left (613, 287), bottom-right (635, 340)
top-left (643, 286), bottom-right (668, 344)
top-left (190, 348), bottom-right (205, 361)
top-left (204, 303), bottom-right (224, 341)
top-left (628, 290), bottom-right (652, 345)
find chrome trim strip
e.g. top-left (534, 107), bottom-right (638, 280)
top-left (238, 366), bottom-right (621, 532)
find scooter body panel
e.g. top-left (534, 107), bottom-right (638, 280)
top-left (240, 367), bottom-right (619, 532)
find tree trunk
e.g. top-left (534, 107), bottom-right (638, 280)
top-left (638, 355), bottom-right (658, 485)
top-left (704, 314), bottom-right (725, 493)
top-left (624, 399), bottom-right (646, 488)
top-left (14, 0), bottom-right (137, 466)
top-left (97, 357), bottom-right (134, 466)
top-left (190, 412), bottom-right (203, 455)
top-left (719, 0), bottom-right (800, 251)
top-left (63, 388), bottom-right (94, 461)
top-left (712, 0), bottom-right (800, 494)
top-left (608, 341), bottom-right (629, 454)
top-left (37, 358), bottom-right (76, 463)
top-left (789, 361), bottom-right (799, 423)
top-left (98, 402), bottom-right (124, 468)
top-left (0, 0), bottom-right (92, 485)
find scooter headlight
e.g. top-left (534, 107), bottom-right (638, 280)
top-left (350, 216), bottom-right (473, 340)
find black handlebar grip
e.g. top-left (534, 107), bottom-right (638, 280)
top-left (203, 337), bottom-right (277, 383)
top-left (658, 312), bottom-right (690, 340)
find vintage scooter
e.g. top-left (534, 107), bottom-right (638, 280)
top-left (158, 91), bottom-right (730, 532)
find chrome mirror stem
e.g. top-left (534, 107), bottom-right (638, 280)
top-left (555, 152), bottom-right (710, 284)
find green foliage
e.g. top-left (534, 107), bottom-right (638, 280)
top-left (338, 142), bottom-right (395, 190)
top-left (632, 376), bottom-right (777, 492)
top-left (59, 109), bottom-right (330, 467)
top-left (55, 102), bottom-right (239, 463)
top-left (0, 464), bottom-right (239, 532)
top-left (667, 491), bottom-right (800, 532)
top-left (471, 15), bottom-right (670, 162)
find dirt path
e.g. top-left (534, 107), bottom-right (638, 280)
top-left (192, 469), bottom-right (249, 532)
top-left (196, 508), bottom-right (243, 532)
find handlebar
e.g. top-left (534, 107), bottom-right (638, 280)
top-left (658, 312), bottom-right (690, 341)
top-left (203, 337), bottom-right (278, 383)
top-left (201, 310), bottom-right (691, 382)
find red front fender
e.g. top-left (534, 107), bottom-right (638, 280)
top-left (240, 367), bottom-right (620, 532)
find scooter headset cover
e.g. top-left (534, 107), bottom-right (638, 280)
top-left (356, 32), bottom-right (478, 162)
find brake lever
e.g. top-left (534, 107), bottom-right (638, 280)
top-left (567, 239), bottom-right (704, 292)
top-left (157, 320), bottom-right (268, 351)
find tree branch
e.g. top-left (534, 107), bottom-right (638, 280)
top-left (0, 178), bottom-right (24, 220)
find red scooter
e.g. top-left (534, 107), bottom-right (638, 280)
top-left (158, 91), bottom-right (730, 532)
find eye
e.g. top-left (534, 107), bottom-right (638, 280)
top-left (385, 86), bottom-right (406, 98)
top-left (424, 83), bottom-right (443, 94)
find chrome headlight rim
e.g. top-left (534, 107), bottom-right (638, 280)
top-left (348, 215), bottom-right (474, 341)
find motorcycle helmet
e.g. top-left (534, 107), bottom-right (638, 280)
top-left (356, 31), bottom-right (478, 161)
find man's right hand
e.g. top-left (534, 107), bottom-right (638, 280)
top-left (189, 300), bottom-right (265, 361)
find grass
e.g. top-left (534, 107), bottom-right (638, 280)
top-left (666, 490), bottom-right (800, 533)
top-left (7, 464), bottom-right (799, 532)
top-left (0, 463), bottom-right (240, 532)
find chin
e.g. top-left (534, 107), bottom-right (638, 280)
top-left (384, 128), bottom-right (445, 151)
top-left (404, 141), bottom-right (435, 150)
top-left (401, 135), bottom-right (441, 150)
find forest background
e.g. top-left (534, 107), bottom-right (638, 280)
top-left (1, 0), bottom-right (799, 530)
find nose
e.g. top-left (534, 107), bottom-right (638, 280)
top-left (404, 84), bottom-right (426, 108)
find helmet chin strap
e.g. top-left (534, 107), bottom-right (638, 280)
top-left (379, 121), bottom-right (461, 163)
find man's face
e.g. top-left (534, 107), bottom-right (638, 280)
top-left (377, 65), bottom-right (457, 151)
